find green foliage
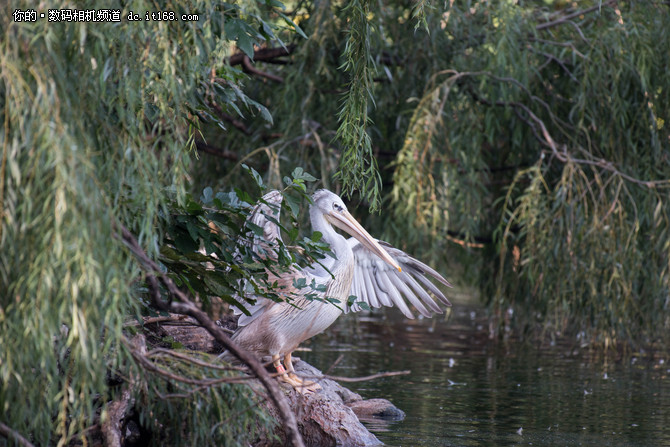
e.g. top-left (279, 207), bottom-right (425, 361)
top-left (386, 2), bottom-right (670, 345)
top-left (0, 0), bottom-right (303, 444)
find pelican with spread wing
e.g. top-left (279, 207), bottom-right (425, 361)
top-left (230, 189), bottom-right (451, 391)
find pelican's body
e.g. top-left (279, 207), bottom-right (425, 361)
top-left (229, 189), bottom-right (451, 391)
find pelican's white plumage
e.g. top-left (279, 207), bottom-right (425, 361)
top-left (229, 189), bottom-right (451, 391)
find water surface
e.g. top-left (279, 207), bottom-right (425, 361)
top-left (300, 298), bottom-right (670, 446)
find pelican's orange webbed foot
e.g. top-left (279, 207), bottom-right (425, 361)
top-left (282, 353), bottom-right (322, 394)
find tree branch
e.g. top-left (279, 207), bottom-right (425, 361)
top-left (228, 45), bottom-right (296, 66)
top-left (209, 105), bottom-right (252, 135)
top-left (514, 101), bottom-right (670, 188)
top-left (320, 370), bottom-right (411, 383)
top-left (147, 347), bottom-right (247, 372)
top-left (0, 423), bottom-right (35, 447)
top-left (536, 0), bottom-right (616, 31)
top-left (242, 56), bottom-right (284, 83)
top-left (460, 73), bottom-right (670, 189)
top-left (194, 140), bottom-right (239, 160)
top-left (102, 335), bottom-right (144, 447)
top-left (113, 223), bottom-right (305, 447)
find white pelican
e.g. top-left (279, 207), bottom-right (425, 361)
top-left (229, 189), bottom-right (451, 391)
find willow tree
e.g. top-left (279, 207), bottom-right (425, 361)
top-left (0, 0), bottom-right (312, 445)
top-left (387, 1), bottom-right (670, 346)
top-left (191, 0), bottom-right (669, 348)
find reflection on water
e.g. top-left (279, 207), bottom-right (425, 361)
top-left (299, 300), bottom-right (670, 447)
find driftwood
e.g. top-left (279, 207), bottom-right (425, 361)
top-left (257, 359), bottom-right (405, 447)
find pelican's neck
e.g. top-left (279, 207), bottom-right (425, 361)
top-left (310, 206), bottom-right (351, 268)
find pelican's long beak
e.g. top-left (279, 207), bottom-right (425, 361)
top-left (327, 209), bottom-right (402, 272)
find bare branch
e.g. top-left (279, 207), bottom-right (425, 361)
top-left (0, 423), bottom-right (35, 447)
top-left (123, 314), bottom-right (189, 327)
top-left (528, 37), bottom-right (587, 58)
top-left (127, 340), bottom-right (248, 386)
top-left (147, 347), bottom-right (248, 372)
top-left (320, 370), bottom-right (412, 383)
top-left (565, 20), bottom-right (589, 43)
top-left (324, 354), bottom-right (345, 375)
top-left (445, 233), bottom-right (485, 248)
top-left (536, 0), bottom-right (616, 31)
top-left (194, 140), bottom-right (239, 161)
top-left (228, 45), bottom-right (296, 66)
top-left (511, 101), bottom-right (670, 188)
top-left (460, 72), bottom-right (670, 189)
top-left (242, 56), bottom-right (284, 83)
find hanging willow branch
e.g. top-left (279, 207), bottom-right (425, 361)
top-left (335, 0), bottom-right (382, 210)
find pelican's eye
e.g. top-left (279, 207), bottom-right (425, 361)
top-left (333, 203), bottom-right (343, 212)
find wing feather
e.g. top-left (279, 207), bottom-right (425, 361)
top-left (402, 273), bottom-right (442, 313)
top-left (410, 271), bottom-right (452, 307)
top-left (359, 258), bottom-right (381, 309)
top-left (388, 273), bottom-right (432, 317)
top-left (362, 265), bottom-right (381, 308)
top-left (378, 240), bottom-right (452, 288)
top-left (372, 264), bottom-right (394, 307)
top-left (350, 269), bottom-right (363, 312)
top-left (348, 238), bottom-right (452, 318)
top-left (376, 269), bottom-right (415, 318)
top-left (370, 268), bottom-right (393, 307)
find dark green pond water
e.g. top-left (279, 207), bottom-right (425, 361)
top-left (299, 297), bottom-right (670, 447)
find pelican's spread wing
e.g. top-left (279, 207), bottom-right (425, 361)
top-left (347, 239), bottom-right (452, 318)
top-left (234, 190), bottom-right (284, 327)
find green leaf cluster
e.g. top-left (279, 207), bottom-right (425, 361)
top-left (160, 167), bottom-right (332, 316)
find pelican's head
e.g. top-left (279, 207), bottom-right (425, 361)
top-left (311, 190), bottom-right (401, 272)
